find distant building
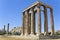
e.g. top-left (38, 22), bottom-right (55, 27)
top-left (10, 27), bottom-right (22, 34)
top-left (56, 30), bottom-right (60, 35)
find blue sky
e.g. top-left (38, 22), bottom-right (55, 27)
top-left (0, 0), bottom-right (60, 32)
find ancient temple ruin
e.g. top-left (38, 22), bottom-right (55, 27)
top-left (21, 1), bottom-right (54, 36)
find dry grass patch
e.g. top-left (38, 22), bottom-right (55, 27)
top-left (0, 36), bottom-right (20, 40)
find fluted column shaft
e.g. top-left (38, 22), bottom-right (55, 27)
top-left (25, 10), bottom-right (29, 35)
top-left (29, 14), bottom-right (31, 34)
top-left (50, 8), bottom-right (54, 35)
top-left (31, 7), bottom-right (35, 34)
top-left (37, 4), bottom-right (41, 35)
top-left (44, 6), bottom-right (48, 35)
top-left (22, 12), bottom-right (25, 35)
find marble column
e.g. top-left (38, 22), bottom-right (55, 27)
top-left (44, 6), bottom-right (48, 36)
top-left (34, 13), bottom-right (35, 34)
top-left (29, 14), bottom-right (31, 34)
top-left (31, 7), bottom-right (35, 35)
top-left (50, 8), bottom-right (54, 35)
top-left (37, 4), bottom-right (41, 35)
top-left (25, 10), bottom-right (29, 35)
top-left (7, 23), bottom-right (9, 34)
top-left (24, 14), bottom-right (26, 35)
top-left (22, 12), bottom-right (25, 35)
top-left (4, 25), bottom-right (5, 33)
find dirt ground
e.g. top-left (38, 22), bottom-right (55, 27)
top-left (0, 36), bottom-right (60, 40)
